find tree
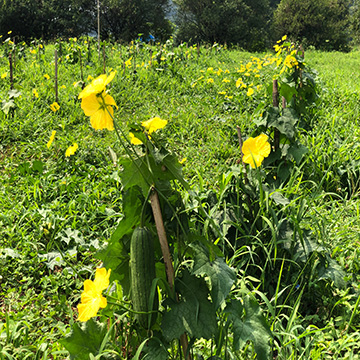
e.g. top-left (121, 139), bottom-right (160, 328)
top-left (0, 0), bottom-right (94, 40)
top-left (100, 0), bottom-right (172, 42)
top-left (173, 0), bottom-right (272, 51)
top-left (273, 0), bottom-right (350, 51)
top-left (349, 0), bottom-right (360, 44)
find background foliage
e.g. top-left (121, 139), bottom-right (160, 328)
top-left (0, 0), bottom-right (360, 50)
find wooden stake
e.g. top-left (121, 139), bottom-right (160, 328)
top-left (103, 45), bottom-right (106, 73)
top-left (149, 187), bottom-right (191, 360)
top-left (9, 52), bottom-right (13, 90)
top-left (54, 49), bottom-right (58, 103)
top-left (272, 80), bottom-right (280, 151)
top-left (97, 0), bottom-right (101, 62)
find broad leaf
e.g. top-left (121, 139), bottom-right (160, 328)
top-left (60, 319), bottom-right (107, 360)
top-left (226, 295), bottom-right (272, 360)
top-left (192, 244), bottom-right (236, 309)
top-left (143, 337), bottom-right (169, 360)
top-left (96, 186), bottom-right (143, 292)
top-left (279, 82), bottom-right (297, 103)
top-left (268, 108), bottom-right (298, 138)
top-left (161, 269), bottom-right (217, 341)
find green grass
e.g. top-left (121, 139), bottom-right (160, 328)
top-left (1, 39), bottom-right (360, 359)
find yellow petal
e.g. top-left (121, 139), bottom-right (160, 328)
top-left (93, 268), bottom-right (111, 292)
top-left (81, 93), bottom-right (101, 116)
top-left (90, 107), bottom-right (114, 131)
top-left (129, 132), bottom-right (143, 145)
top-left (141, 117), bottom-right (168, 134)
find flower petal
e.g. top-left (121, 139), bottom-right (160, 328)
top-left (81, 93), bottom-right (101, 116)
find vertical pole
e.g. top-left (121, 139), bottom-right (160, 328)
top-left (54, 49), bottom-right (58, 103)
top-left (272, 80), bottom-right (280, 152)
top-left (149, 188), bottom-right (191, 360)
top-left (9, 52), bottom-right (13, 90)
top-left (103, 45), bottom-right (106, 73)
top-left (97, 0), bottom-right (101, 62)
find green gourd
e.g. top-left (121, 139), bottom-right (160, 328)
top-left (130, 226), bottom-right (158, 328)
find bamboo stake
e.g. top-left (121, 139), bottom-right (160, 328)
top-left (149, 187), bottom-right (191, 360)
top-left (9, 52), bottom-right (13, 90)
top-left (97, 0), bottom-right (101, 62)
top-left (54, 49), bottom-right (58, 103)
top-left (272, 79), bottom-right (280, 151)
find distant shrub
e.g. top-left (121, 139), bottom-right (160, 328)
top-left (273, 0), bottom-right (351, 51)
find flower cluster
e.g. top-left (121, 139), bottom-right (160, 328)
top-left (78, 72), bottom-right (117, 131)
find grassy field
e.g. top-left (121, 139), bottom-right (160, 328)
top-left (1, 38), bottom-right (360, 359)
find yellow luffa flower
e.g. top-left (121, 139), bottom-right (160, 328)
top-left (47, 130), bottom-right (56, 149)
top-left (78, 71), bottom-right (116, 99)
top-left (141, 117), bottom-right (168, 134)
top-left (242, 134), bottom-right (271, 168)
top-left (246, 88), bottom-right (255, 97)
top-left (50, 102), bottom-right (60, 112)
top-left (65, 143), bottom-right (78, 157)
top-left (79, 72), bottom-right (117, 131)
top-left (77, 268), bottom-right (111, 322)
top-left (129, 132), bottom-right (143, 145)
top-left (81, 93), bottom-right (117, 131)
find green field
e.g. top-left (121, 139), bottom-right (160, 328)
top-left (1, 38), bottom-right (360, 359)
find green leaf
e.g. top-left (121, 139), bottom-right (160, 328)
top-left (1, 99), bottom-right (15, 114)
top-left (192, 244), bottom-right (236, 309)
top-left (161, 269), bottom-right (217, 341)
top-left (60, 319), bottom-right (107, 360)
top-left (96, 186), bottom-right (143, 292)
top-left (143, 337), bottom-right (169, 360)
top-left (287, 143), bottom-right (308, 164)
top-left (269, 191), bottom-right (289, 206)
top-left (226, 295), bottom-right (272, 360)
top-left (318, 255), bottom-right (346, 289)
top-left (120, 156), bottom-right (153, 195)
top-left (279, 82), bottom-right (297, 103)
top-left (268, 108), bottom-right (298, 138)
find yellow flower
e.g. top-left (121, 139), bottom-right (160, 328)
top-left (207, 78), bottom-right (214, 84)
top-left (32, 89), bottom-right (39, 98)
top-left (129, 132), bottom-right (143, 145)
top-left (50, 102), bottom-right (60, 112)
top-left (79, 71), bottom-right (116, 99)
top-left (246, 88), bottom-right (255, 97)
top-left (81, 93), bottom-right (117, 131)
top-left (65, 143), bottom-right (78, 157)
top-left (141, 117), bottom-right (168, 134)
top-left (47, 131), bottom-right (56, 149)
top-left (218, 91), bottom-right (226, 95)
top-left (242, 134), bottom-right (271, 169)
top-left (179, 158), bottom-right (187, 164)
top-left (1, 72), bottom-right (7, 79)
top-left (77, 268), bottom-right (111, 322)
top-left (282, 34), bottom-right (287, 41)
top-left (236, 78), bottom-right (243, 88)
top-left (44, 74), bottom-right (50, 80)
top-left (222, 78), bottom-right (230, 83)
top-left (125, 57), bottom-right (132, 67)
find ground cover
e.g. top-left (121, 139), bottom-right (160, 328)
top-left (1, 38), bottom-right (360, 359)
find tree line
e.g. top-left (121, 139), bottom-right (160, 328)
top-left (0, 0), bottom-right (359, 51)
